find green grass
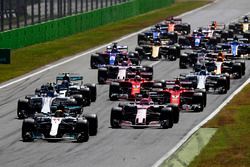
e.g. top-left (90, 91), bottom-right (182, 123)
top-left (0, 1), bottom-right (210, 83)
top-left (189, 84), bottom-right (250, 167)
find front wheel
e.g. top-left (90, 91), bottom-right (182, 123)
top-left (110, 107), bottom-right (122, 128)
top-left (22, 119), bottom-right (35, 142)
top-left (160, 107), bottom-right (173, 129)
top-left (75, 119), bottom-right (89, 142)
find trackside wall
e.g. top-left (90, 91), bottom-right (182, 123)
top-left (0, 0), bottom-right (174, 49)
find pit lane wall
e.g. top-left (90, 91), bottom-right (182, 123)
top-left (0, 0), bottom-right (174, 49)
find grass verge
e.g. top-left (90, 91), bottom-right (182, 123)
top-left (189, 84), bottom-right (250, 167)
top-left (0, 0), bottom-right (210, 84)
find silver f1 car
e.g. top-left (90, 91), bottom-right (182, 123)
top-left (22, 112), bottom-right (98, 142)
top-left (21, 97), bottom-right (98, 142)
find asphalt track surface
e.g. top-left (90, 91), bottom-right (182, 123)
top-left (0, 0), bottom-right (250, 167)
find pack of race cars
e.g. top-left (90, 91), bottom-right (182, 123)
top-left (18, 15), bottom-right (249, 142)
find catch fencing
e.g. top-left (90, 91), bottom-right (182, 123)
top-left (0, 0), bottom-right (128, 32)
top-left (0, 0), bottom-right (174, 49)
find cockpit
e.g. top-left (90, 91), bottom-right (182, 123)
top-left (139, 98), bottom-right (154, 105)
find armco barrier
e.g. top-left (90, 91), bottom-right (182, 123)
top-left (0, 0), bottom-right (174, 49)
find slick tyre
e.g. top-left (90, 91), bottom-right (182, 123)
top-left (83, 114), bottom-right (98, 136)
top-left (160, 107), bottom-right (174, 129)
top-left (97, 68), bottom-right (108, 84)
top-left (75, 119), bottom-right (89, 142)
top-left (22, 118), bottom-right (35, 142)
top-left (17, 99), bottom-right (29, 119)
top-left (193, 93), bottom-right (204, 112)
top-left (80, 88), bottom-right (91, 106)
top-left (110, 107), bottom-right (122, 128)
top-left (109, 82), bottom-right (120, 101)
top-left (84, 83), bottom-right (97, 102)
top-left (90, 54), bottom-right (99, 69)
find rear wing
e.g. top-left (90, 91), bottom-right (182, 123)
top-left (106, 45), bottom-right (128, 52)
top-left (56, 73), bottom-right (83, 82)
top-left (165, 16), bottom-right (182, 23)
top-left (209, 21), bottom-right (225, 30)
top-left (164, 80), bottom-right (194, 88)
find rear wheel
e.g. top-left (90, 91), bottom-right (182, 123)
top-left (17, 99), bottom-right (29, 119)
top-left (193, 93), bottom-right (204, 112)
top-left (172, 105), bottom-right (180, 124)
top-left (97, 68), bottom-right (108, 84)
top-left (84, 83), bottom-right (97, 102)
top-left (233, 63), bottom-right (242, 79)
top-left (179, 54), bottom-right (187, 69)
top-left (90, 54), bottom-right (99, 69)
top-left (109, 82), bottom-right (120, 101)
top-left (80, 88), bottom-right (91, 106)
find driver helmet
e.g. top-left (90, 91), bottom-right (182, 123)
top-left (154, 39), bottom-right (161, 46)
top-left (199, 69), bottom-right (207, 75)
top-left (217, 56), bottom-right (223, 62)
top-left (201, 48), bottom-right (206, 52)
top-left (62, 79), bottom-right (69, 87)
top-left (201, 65), bottom-right (206, 70)
top-left (173, 84), bottom-right (180, 91)
top-left (140, 98), bottom-right (152, 105)
top-left (243, 15), bottom-right (248, 23)
top-left (155, 24), bottom-right (161, 32)
top-left (54, 110), bottom-right (64, 117)
top-left (134, 75), bottom-right (141, 82)
top-left (217, 52), bottom-right (224, 62)
top-left (174, 79), bottom-right (181, 85)
top-left (121, 60), bottom-right (128, 66)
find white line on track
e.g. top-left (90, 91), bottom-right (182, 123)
top-left (152, 77), bottom-right (250, 167)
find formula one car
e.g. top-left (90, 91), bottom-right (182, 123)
top-left (180, 68), bottom-right (230, 94)
top-left (199, 52), bottom-right (246, 79)
top-left (98, 65), bottom-right (153, 84)
top-left (162, 16), bottom-right (191, 35)
top-left (22, 111), bottom-right (98, 142)
top-left (179, 48), bottom-right (209, 69)
top-left (137, 26), bottom-right (178, 46)
top-left (179, 50), bottom-right (246, 79)
top-left (217, 37), bottom-right (250, 59)
top-left (109, 75), bottom-right (164, 101)
top-left (178, 27), bottom-right (220, 49)
top-left (229, 15), bottom-right (250, 34)
top-left (54, 73), bottom-right (97, 105)
top-left (150, 79), bottom-right (207, 112)
top-left (135, 40), bottom-right (181, 61)
top-left (110, 96), bottom-right (178, 129)
top-left (90, 43), bottom-right (140, 69)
